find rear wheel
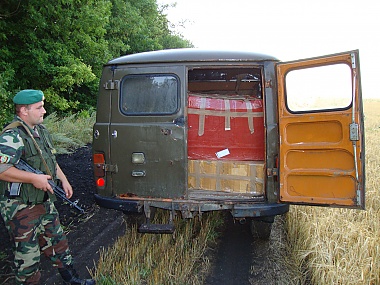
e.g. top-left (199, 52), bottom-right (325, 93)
top-left (250, 218), bottom-right (274, 240)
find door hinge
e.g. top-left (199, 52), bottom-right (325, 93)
top-left (351, 53), bottom-right (356, 69)
top-left (356, 189), bottom-right (361, 205)
top-left (104, 80), bottom-right (119, 90)
top-left (267, 168), bottom-right (278, 177)
top-left (265, 80), bottom-right (272, 88)
top-left (104, 164), bottom-right (118, 173)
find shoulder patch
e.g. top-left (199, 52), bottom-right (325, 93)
top-left (0, 153), bottom-right (13, 164)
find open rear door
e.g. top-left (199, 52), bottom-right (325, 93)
top-left (277, 50), bottom-right (365, 208)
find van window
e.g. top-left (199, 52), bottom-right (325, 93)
top-left (285, 63), bottom-right (352, 112)
top-left (188, 67), bottom-right (262, 98)
top-left (120, 74), bottom-right (179, 115)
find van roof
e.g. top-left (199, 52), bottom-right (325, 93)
top-left (107, 48), bottom-right (279, 65)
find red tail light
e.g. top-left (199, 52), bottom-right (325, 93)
top-left (96, 178), bottom-right (105, 187)
top-left (93, 153), bottom-right (105, 164)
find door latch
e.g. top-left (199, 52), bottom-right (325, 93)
top-left (350, 123), bottom-right (359, 141)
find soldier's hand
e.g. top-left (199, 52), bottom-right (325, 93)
top-left (61, 180), bottom-right (73, 199)
top-left (32, 174), bottom-right (54, 194)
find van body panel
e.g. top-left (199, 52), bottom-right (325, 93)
top-left (93, 67), bottom-right (113, 196)
top-left (277, 50), bottom-right (365, 208)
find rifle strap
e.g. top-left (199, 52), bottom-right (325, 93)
top-left (1, 121), bottom-right (53, 177)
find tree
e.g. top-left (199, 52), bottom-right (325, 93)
top-left (0, 0), bottom-right (192, 120)
top-left (1, 0), bottom-right (112, 114)
top-left (106, 0), bottom-right (192, 57)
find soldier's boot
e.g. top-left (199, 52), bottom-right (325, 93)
top-left (58, 265), bottom-right (95, 285)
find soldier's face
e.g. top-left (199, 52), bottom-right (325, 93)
top-left (22, 101), bottom-right (46, 127)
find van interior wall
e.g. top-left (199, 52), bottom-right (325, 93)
top-left (187, 68), bottom-right (265, 195)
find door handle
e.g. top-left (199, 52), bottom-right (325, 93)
top-left (132, 170), bottom-right (146, 177)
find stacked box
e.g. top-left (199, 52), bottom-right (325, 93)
top-left (188, 160), bottom-right (264, 195)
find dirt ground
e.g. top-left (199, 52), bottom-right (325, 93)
top-left (0, 145), bottom-right (291, 285)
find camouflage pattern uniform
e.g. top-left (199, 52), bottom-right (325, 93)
top-left (0, 117), bottom-right (73, 285)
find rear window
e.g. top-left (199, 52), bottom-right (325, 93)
top-left (120, 74), bottom-right (179, 115)
top-left (285, 63), bottom-right (352, 112)
top-left (188, 67), bottom-right (262, 98)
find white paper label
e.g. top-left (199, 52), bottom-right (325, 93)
top-left (216, 148), bottom-right (230, 158)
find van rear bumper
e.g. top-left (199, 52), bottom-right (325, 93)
top-left (94, 194), bottom-right (290, 218)
top-left (95, 194), bottom-right (142, 213)
top-left (231, 203), bottom-right (289, 218)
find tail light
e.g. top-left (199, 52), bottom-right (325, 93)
top-left (93, 153), bottom-right (106, 188)
top-left (96, 177), bottom-right (105, 187)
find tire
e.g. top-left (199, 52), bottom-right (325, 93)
top-left (250, 219), bottom-right (273, 240)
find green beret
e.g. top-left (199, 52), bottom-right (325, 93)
top-left (13, 89), bottom-right (44, 105)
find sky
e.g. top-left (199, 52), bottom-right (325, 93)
top-left (158, 0), bottom-right (380, 98)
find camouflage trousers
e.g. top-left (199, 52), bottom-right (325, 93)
top-left (0, 197), bottom-right (73, 285)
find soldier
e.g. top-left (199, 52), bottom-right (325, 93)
top-left (0, 90), bottom-right (95, 285)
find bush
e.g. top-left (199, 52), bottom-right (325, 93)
top-left (44, 112), bottom-right (96, 154)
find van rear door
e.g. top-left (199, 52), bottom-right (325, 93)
top-left (277, 50), bottom-right (365, 208)
top-left (109, 65), bottom-right (186, 199)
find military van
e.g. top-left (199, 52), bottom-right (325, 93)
top-left (92, 48), bottom-right (365, 236)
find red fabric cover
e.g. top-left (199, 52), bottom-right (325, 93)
top-left (188, 95), bottom-right (265, 161)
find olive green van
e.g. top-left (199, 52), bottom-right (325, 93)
top-left (92, 48), bottom-right (365, 236)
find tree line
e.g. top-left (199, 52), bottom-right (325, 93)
top-left (0, 0), bottom-right (192, 125)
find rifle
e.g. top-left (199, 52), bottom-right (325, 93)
top-left (14, 159), bottom-right (85, 214)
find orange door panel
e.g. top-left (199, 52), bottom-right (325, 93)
top-left (277, 51), bottom-right (365, 208)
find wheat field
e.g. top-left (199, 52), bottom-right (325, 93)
top-left (284, 99), bottom-right (380, 284)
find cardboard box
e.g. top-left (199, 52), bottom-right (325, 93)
top-left (188, 160), bottom-right (264, 195)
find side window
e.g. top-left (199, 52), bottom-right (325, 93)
top-left (285, 63), bottom-right (352, 112)
top-left (120, 74), bottom-right (179, 115)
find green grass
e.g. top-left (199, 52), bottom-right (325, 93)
top-left (43, 111), bottom-right (95, 153)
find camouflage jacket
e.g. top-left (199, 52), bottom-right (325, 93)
top-left (0, 116), bottom-right (58, 204)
